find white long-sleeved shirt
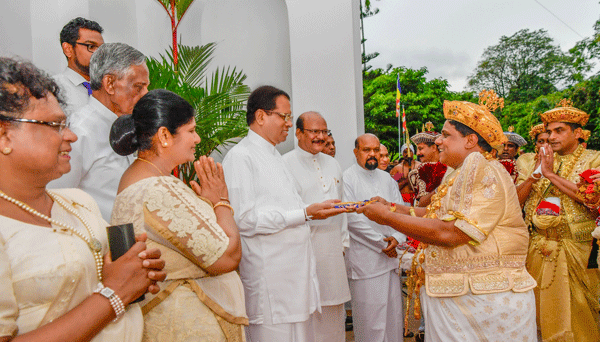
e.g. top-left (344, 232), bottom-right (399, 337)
top-left (343, 164), bottom-right (406, 280)
top-left (282, 148), bottom-right (351, 306)
top-left (222, 129), bottom-right (320, 325)
top-left (53, 68), bottom-right (90, 116)
top-left (48, 97), bottom-right (134, 221)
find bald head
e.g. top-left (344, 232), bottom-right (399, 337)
top-left (354, 134), bottom-right (380, 170)
top-left (296, 111), bottom-right (329, 154)
top-left (354, 133), bottom-right (379, 149)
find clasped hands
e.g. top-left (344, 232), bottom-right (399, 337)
top-left (354, 197), bottom-right (399, 258)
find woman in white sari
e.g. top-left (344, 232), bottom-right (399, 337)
top-left (0, 58), bottom-right (166, 342)
top-left (110, 89), bottom-right (247, 342)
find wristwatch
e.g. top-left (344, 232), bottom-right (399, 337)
top-left (94, 283), bottom-right (126, 321)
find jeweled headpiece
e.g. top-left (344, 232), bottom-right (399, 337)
top-left (443, 89), bottom-right (506, 149)
top-left (528, 123), bottom-right (545, 141)
top-left (540, 98), bottom-right (589, 126)
top-left (411, 121), bottom-right (440, 144)
top-left (504, 125), bottom-right (527, 147)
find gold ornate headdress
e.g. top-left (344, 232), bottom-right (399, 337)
top-left (540, 98), bottom-right (589, 126)
top-left (528, 123), bottom-right (546, 141)
top-left (443, 89), bottom-right (506, 149)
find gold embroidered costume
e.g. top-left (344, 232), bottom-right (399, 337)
top-left (111, 176), bottom-right (248, 342)
top-left (424, 152), bottom-right (537, 297)
top-left (414, 91), bottom-right (537, 340)
top-left (524, 145), bottom-right (600, 341)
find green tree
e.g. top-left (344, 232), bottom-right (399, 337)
top-left (468, 29), bottom-right (577, 102)
top-left (363, 66), bottom-right (474, 155)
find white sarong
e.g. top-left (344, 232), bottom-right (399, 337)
top-left (421, 289), bottom-right (537, 342)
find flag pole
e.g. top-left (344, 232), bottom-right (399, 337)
top-left (396, 74), bottom-right (401, 154)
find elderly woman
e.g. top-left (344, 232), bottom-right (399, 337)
top-left (0, 58), bottom-right (165, 342)
top-left (110, 89), bottom-right (247, 342)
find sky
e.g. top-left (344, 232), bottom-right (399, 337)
top-left (363, 0), bottom-right (600, 92)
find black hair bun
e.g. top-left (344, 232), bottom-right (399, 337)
top-left (110, 114), bottom-right (138, 156)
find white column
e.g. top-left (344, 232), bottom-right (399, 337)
top-left (285, 0), bottom-right (364, 170)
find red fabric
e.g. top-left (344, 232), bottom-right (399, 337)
top-left (401, 193), bottom-right (415, 204)
top-left (580, 169), bottom-right (600, 183)
top-left (417, 162), bottom-right (448, 193)
top-left (499, 159), bottom-right (518, 183)
top-left (536, 200), bottom-right (560, 215)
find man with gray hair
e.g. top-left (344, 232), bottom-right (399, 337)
top-left (49, 42), bottom-right (149, 220)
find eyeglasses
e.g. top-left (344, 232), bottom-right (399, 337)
top-left (0, 115), bottom-right (70, 134)
top-left (302, 129), bottom-right (331, 136)
top-left (75, 42), bottom-right (101, 53)
top-left (264, 110), bottom-right (293, 122)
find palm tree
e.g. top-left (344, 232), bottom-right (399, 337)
top-left (155, 0), bottom-right (196, 70)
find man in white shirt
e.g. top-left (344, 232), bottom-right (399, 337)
top-left (343, 133), bottom-right (405, 342)
top-left (49, 43), bottom-right (149, 221)
top-left (282, 111), bottom-right (351, 342)
top-left (222, 86), bottom-right (346, 342)
top-left (53, 17), bottom-right (104, 116)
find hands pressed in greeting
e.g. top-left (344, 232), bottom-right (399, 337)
top-left (190, 156), bottom-right (229, 205)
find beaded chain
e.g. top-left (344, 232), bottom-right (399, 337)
top-left (0, 189), bottom-right (104, 281)
top-left (403, 169), bottom-right (460, 324)
top-left (530, 145), bottom-right (584, 290)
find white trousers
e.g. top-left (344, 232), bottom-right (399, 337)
top-left (245, 315), bottom-right (316, 342)
top-left (313, 304), bottom-right (345, 342)
top-left (348, 270), bottom-right (403, 342)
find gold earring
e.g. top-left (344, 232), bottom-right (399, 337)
top-left (2, 147), bottom-right (12, 155)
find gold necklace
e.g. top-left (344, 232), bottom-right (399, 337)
top-left (137, 157), bottom-right (165, 176)
top-left (0, 189), bottom-right (104, 281)
top-left (403, 169), bottom-right (461, 322)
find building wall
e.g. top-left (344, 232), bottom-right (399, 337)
top-left (0, 0), bottom-right (363, 170)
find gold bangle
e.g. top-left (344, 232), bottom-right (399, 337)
top-left (220, 197), bottom-right (230, 203)
top-left (409, 207), bottom-right (416, 217)
top-left (214, 201), bottom-right (234, 215)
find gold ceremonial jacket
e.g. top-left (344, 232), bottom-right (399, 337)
top-left (423, 152), bottom-right (537, 297)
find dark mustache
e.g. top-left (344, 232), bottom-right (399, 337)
top-left (367, 157), bottom-right (377, 161)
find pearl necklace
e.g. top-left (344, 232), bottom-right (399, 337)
top-left (0, 189), bottom-right (104, 281)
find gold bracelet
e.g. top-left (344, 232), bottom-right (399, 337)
top-left (214, 201), bottom-right (234, 215)
top-left (220, 197), bottom-right (230, 203)
top-left (409, 207), bottom-right (416, 217)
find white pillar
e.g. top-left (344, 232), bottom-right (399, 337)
top-left (285, 0), bottom-right (364, 170)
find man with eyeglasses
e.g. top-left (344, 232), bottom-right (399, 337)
top-left (222, 86), bottom-right (346, 342)
top-left (282, 111), bottom-right (350, 342)
top-left (343, 133), bottom-right (405, 342)
top-left (53, 17), bottom-right (104, 116)
top-left (49, 43), bottom-right (149, 221)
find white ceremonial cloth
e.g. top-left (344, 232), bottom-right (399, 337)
top-left (421, 289), bottom-right (537, 342)
top-left (348, 270), bottom-right (403, 342)
top-left (223, 129), bottom-right (320, 326)
top-left (343, 164), bottom-right (406, 280)
top-left (282, 148), bottom-right (351, 306)
top-left (53, 68), bottom-right (90, 116)
top-left (48, 97), bottom-right (134, 221)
